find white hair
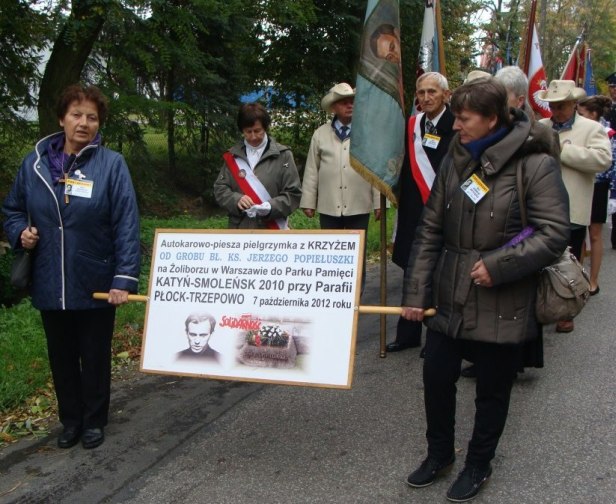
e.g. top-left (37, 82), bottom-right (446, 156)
top-left (494, 66), bottom-right (528, 99)
top-left (416, 72), bottom-right (449, 91)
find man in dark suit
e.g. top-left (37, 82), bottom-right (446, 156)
top-left (388, 72), bottom-right (455, 353)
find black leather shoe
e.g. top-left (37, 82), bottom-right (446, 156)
top-left (406, 454), bottom-right (455, 488)
top-left (460, 364), bottom-right (477, 378)
top-left (82, 427), bottom-right (105, 449)
top-left (386, 341), bottom-right (420, 352)
top-left (57, 426), bottom-right (81, 449)
top-left (446, 464), bottom-right (492, 502)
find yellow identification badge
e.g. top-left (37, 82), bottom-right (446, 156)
top-left (422, 133), bottom-right (441, 149)
top-left (65, 178), bottom-right (94, 199)
top-left (461, 173), bottom-right (489, 204)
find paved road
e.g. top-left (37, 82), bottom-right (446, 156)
top-left (1, 238), bottom-right (615, 504)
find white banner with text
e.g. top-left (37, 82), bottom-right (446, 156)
top-left (140, 229), bottom-right (364, 388)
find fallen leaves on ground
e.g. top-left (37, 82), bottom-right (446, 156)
top-left (0, 384), bottom-right (56, 445)
top-left (1, 325), bottom-right (143, 448)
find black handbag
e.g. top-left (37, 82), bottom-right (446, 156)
top-left (10, 215), bottom-right (33, 290)
top-left (516, 161), bottom-right (590, 324)
top-left (10, 249), bottom-right (32, 289)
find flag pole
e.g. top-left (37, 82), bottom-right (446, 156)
top-left (351, 0), bottom-right (406, 357)
top-left (435, 0), bottom-right (446, 76)
top-left (379, 194), bottom-right (388, 357)
top-left (520, 0), bottom-right (538, 74)
top-left (560, 30), bottom-right (585, 83)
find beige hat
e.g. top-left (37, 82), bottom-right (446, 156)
top-left (321, 82), bottom-right (355, 112)
top-left (463, 70), bottom-right (492, 84)
top-left (537, 80), bottom-right (586, 102)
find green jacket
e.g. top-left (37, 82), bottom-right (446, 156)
top-left (402, 110), bottom-right (570, 344)
top-left (214, 138), bottom-right (301, 229)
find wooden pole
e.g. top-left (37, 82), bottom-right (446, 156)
top-left (93, 293), bottom-right (149, 302)
top-left (435, 0), bottom-right (447, 77)
top-left (359, 306), bottom-right (436, 316)
top-left (379, 194), bottom-right (388, 357)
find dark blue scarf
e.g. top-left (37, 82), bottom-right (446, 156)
top-left (462, 126), bottom-right (509, 161)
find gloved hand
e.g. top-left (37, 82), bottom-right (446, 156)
top-left (253, 202), bottom-right (271, 217)
top-left (608, 198), bottom-right (616, 216)
top-left (244, 202), bottom-right (271, 218)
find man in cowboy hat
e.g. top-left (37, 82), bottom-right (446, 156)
top-left (538, 79), bottom-right (611, 333)
top-left (463, 69), bottom-right (492, 84)
top-left (300, 83), bottom-right (381, 288)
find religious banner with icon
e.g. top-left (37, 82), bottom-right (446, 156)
top-left (350, 0), bottom-right (405, 205)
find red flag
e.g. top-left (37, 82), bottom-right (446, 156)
top-left (518, 0), bottom-right (550, 118)
top-left (560, 37), bottom-right (587, 87)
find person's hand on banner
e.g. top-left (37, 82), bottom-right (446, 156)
top-left (608, 198), bottom-right (616, 216)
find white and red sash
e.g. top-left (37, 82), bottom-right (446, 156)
top-left (407, 113), bottom-right (436, 204)
top-left (222, 151), bottom-right (288, 230)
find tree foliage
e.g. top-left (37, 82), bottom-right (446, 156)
top-left (0, 1), bottom-right (51, 187)
top-left (2, 0), bottom-right (616, 211)
top-left (538, 0), bottom-right (616, 84)
top-left (475, 0), bottom-right (616, 87)
top-left (0, 1), bottom-right (50, 121)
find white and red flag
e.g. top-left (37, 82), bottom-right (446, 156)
top-left (519, 0), bottom-right (550, 118)
top-left (560, 36), bottom-right (587, 86)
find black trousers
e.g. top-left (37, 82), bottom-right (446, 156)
top-left (395, 316), bottom-right (422, 346)
top-left (319, 213), bottom-right (371, 290)
top-left (41, 308), bottom-right (116, 429)
top-left (569, 225), bottom-right (586, 261)
top-left (423, 329), bottom-right (521, 467)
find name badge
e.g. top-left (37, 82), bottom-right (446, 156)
top-left (65, 178), bottom-right (94, 199)
top-left (461, 174), bottom-right (489, 204)
top-left (422, 133), bottom-right (441, 149)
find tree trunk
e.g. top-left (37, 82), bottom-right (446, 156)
top-left (38, 0), bottom-right (106, 136)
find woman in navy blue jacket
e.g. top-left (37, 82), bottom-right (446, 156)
top-left (3, 84), bottom-right (140, 450)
